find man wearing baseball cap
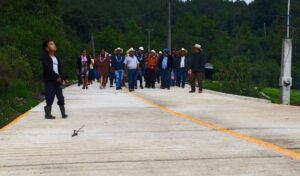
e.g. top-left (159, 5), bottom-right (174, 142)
top-left (158, 48), bottom-right (174, 90)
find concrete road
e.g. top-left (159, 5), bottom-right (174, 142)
top-left (0, 84), bottom-right (300, 176)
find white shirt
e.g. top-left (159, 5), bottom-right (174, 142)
top-left (51, 56), bottom-right (59, 74)
top-left (180, 56), bottom-right (185, 68)
top-left (124, 55), bottom-right (139, 69)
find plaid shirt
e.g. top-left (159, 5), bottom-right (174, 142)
top-left (145, 54), bottom-right (158, 69)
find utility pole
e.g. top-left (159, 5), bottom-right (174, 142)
top-left (280, 0), bottom-right (293, 105)
top-left (287, 0), bottom-right (291, 38)
top-left (91, 34), bottom-right (95, 58)
top-left (145, 28), bottom-right (154, 52)
top-left (167, 0), bottom-right (172, 50)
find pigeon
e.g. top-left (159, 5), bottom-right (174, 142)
top-left (72, 125), bottom-right (85, 137)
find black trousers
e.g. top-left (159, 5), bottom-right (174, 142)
top-left (145, 68), bottom-right (156, 88)
top-left (89, 68), bottom-right (95, 81)
top-left (156, 69), bottom-right (160, 83)
top-left (190, 72), bottom-right (204, 91)
top-left (45, 81), bottom-right (65, 107)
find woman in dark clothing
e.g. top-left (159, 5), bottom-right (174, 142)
top-left (42, 40), bottom-right (68, 119)
top-left (77, 49), bottom-right (90, 89)
top-left (88, 54), bottom-right (95, 84)
top-left (97, 49), bottom-right (109, 89)
top-left (108, 54), bottom-right (115, 87)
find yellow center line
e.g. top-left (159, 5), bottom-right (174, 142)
top-left (128, 91), bottom-right (300, 161)
top-left (0, 110), bottom-right (31, 132)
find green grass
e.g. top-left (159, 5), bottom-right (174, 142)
top-left (0, 81), bottom-right (42, 129)
top-left (203, 80), bottom-right (300, 106)
top-left (262, 88), bottom-right (300, 105)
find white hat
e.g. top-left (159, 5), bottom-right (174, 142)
top-left (193, 44), bottom-right (202, 50)
top-left (159, 51), bottom-right (162, 54)
top-left (127, 48), bottom-right (135, 54)
top-left (180, 48), bottom-right (188, 53)
top-left (139, 46), bottom-right (144, 51)
top-left (114, 47), bottom-right (123, 53)
top-left (150, 50), bottom-right (156, 54)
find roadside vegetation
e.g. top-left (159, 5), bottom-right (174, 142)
top-left (203, 80), bottom-right (300, 105)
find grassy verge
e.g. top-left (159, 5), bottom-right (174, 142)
top-left (203, 80), bottom-right (300, 106)
top-left (262, 88), bottom-right (300, 105)
top-left (0, 81), bottom-right (43, 129)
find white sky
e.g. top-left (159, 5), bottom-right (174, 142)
top-left (181, 0), bottom-right (254, 4)
top-left (235, 0), bottom-right (254, 4)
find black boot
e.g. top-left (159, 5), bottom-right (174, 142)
top-left (59, 105), bottom-right (68, 119)
top-left (44, 106), bottom-right (56, 119)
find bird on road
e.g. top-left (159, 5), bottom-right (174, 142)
top-left (72, 125), bottom-right (85, 137)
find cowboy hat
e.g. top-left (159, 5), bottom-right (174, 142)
top-left (150, 50), bottom-right (156, 54)
top-left (180, 48), bottom-right (188, 53)
top-left (114, 47), bottom-right (123, 53)
top-left (139, 46), bottom-right (144, 51)
top-left (127, 48), bottom-right (135, 54)
top-left (192, 44), bottom-right (202, 50)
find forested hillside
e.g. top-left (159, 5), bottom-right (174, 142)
top-left (1, 0), bottom-right (300, 127)
top-left (60, 0), bottom-right (300, 89)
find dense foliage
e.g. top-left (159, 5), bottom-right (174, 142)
top-left (0, 0), bottom-right (84, 127)
top-left (1, 0), bottom-right (300, 127)
top-left (60, 0), bottom-right (300, 89)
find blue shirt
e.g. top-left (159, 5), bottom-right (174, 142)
top-left (162, 57), bottom-right (168, 69)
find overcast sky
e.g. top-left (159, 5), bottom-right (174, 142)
top-left (181, 0), bottom-right (254, 4)
top-left (237, 0), bottom-right (254, 4)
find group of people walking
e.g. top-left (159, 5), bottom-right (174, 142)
top-left (76, 44), bottom-right (207, 93)
top-left (42, 39), bottom-right (206, 120)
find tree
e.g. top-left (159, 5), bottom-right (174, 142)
top-left (63, 9), bottom-right (92, 42)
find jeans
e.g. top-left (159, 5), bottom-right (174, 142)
top-left (128, 69), bottom-right (137, 90)
top-left (160, 69), bottom-right (171, 89)
top-left (136, 67), bottom-right (144, 87)
top-left (176, 68), bottom-right (187, 88)
top-left (109, 72), bottom-right (115, 86)
top-left (171, 69), bottom-right (177, 86)
top-left (94, 70), bottom-right (100, 81)
top-left (115, 69), bottom-right (124, 89)
top-left (45, 81), bottom-right (65, 107)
